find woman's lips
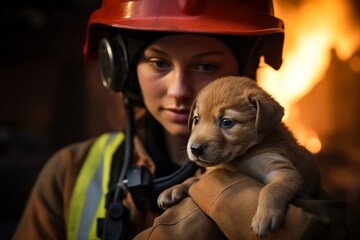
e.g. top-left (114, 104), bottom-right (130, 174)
top-left (164, 108), bottom-right (190, 123)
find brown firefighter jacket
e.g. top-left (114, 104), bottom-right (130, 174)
top-left (13, 131), bottom-right (348, 240)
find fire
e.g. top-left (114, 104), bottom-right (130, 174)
top-left (257, 0), bottom-right (360, 153)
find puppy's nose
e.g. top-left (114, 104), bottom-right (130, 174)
top-left (190, 144), bottom-right (207, 157)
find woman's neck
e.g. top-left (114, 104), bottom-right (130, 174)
top-left (164, 131), bottom-right (189, 166)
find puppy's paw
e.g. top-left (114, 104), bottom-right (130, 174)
top-left (251, 207), bottom-right (284, 237)
top-left (157, 184), bottom-right (189, 209)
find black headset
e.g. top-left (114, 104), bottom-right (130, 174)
top-left (98, 34), bottom-right (144, 105)
top-left (98, 35), bottom-right (128, 92)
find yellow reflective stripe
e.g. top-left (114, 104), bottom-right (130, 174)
top-left (88, 132), bottom-right (124, 239)
top-left (67, 133), bottom-right (109, 240)
top-left (67, 132), bottom-right (125, 240)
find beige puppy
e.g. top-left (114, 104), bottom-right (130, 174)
top-left (158, 76), bottom-right (321, 237)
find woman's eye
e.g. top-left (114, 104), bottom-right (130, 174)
top-left (219, 118), bottom-right (234, 128)
top-left (149, 59), bottom-right (171, 70)
top-left (195, 63), bottom-right (217, 72)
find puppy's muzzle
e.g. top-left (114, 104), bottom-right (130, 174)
top-left (190, 144), bottom-right (207, 157)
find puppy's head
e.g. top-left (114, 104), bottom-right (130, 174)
top-left (187, 76), bottom-right (284, 167)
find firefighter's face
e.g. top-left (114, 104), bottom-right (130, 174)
top-left (137, 35), bottom-right (239, 138)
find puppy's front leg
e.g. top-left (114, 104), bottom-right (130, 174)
top-left (251, 166), bottom-right (302, 237)
top-left (157, 176), bottom-right (199, 209)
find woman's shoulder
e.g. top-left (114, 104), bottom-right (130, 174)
top-left (52, 132), bottom-right (123, 169)
top-left (38, 136), bottom-right (99, 186)
top-left (44, 137), bottom-right (96, 172)
top-left (53, 131), bottom-right (125, 172)
top-left (56, 137), bottom-right (97, 163)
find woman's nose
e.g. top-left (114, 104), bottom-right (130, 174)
top-left (167, 70), bottom-right (193, 100)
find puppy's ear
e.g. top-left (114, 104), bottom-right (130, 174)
top-left (250, 92), bottom-right (284, 134)
top-left (188, 99), bottom-right (197, 132)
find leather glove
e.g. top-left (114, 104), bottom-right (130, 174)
top-left (188, 168), bottom-right (321, 240)
top-left (133, 196), bottom-right (226, 240)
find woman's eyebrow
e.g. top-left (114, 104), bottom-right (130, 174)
top-left (145, 47), bottom-right (169, 56)
top-left (193, 51), bottom-right (226, 58)
top-left (146, 47), bottom-right (225, 58)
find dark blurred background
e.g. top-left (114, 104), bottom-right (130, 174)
top-left (1, 0), bottom-right (359, 239)
top-left (0, 0), bottom-right (124, 238)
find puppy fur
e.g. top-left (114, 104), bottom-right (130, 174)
top-left (157, 76), bottom-right (321, 237)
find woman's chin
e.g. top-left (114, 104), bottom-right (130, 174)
top-left (164, 123), bottom-right (190, 138)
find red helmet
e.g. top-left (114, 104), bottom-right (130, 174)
top-left (84, 0), bottom-right (284, 68)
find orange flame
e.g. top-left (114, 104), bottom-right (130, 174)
top-left (257, 0), bottom-right (360, 153)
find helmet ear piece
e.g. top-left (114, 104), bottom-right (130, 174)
top-left (98, 35), bottom-right (144, 105)
top-left (99, 35), bottom-right (129, 92)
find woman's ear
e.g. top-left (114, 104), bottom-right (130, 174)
top-left (250, 93), bottom-right (284, 134)
top-left (188, 99), bottom-right (197, 132)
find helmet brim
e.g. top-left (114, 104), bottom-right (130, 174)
top-left (84, 0), bottom-right (284, 69)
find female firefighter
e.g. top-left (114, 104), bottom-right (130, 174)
top-left (13, 0), bottom-right (348, 239)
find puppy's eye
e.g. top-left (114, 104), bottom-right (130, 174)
top-left (193, 116), bottom-right (200, 126)
top-left (219, 118), bottom-right (234, 129)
